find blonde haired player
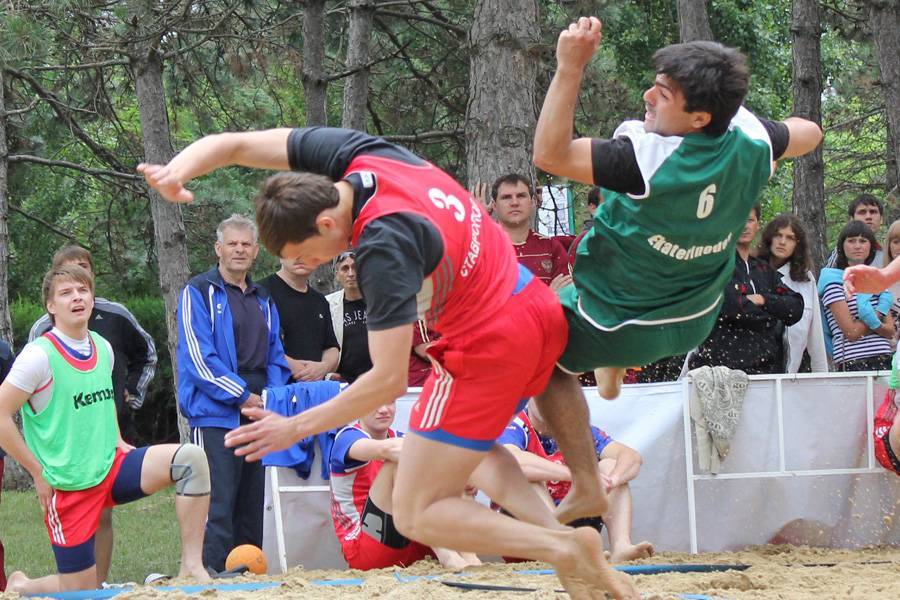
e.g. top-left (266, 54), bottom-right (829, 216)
top-left (0, 265), bottom-right (211, 593)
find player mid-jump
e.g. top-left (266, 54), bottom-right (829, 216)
top-left (529, 17), bottom-right (822, 524)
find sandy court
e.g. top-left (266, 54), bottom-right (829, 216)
top-left (35, 545), bottom-right (891, 600)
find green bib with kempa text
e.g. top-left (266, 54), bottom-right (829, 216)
top-left (24, 331), bottom-right (118, 491)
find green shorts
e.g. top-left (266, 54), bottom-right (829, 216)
top-left (557, 284), bottom-right (718, 373)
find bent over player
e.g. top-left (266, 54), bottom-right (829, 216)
top-left (528, 17), bottom-right (822, 524)
top-left (139, 124), bottom-right (638, 597)
top-left (0, 265), bottom-right (210, 593)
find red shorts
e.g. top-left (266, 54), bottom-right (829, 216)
top-left (874, 390), bottom-right (900, 477)
top-left (45, 448), bottom-right (130, 548)
top-left (342, 529), bottom-right (434, 570)
top-left (410, 279), bottom-right (568, 450)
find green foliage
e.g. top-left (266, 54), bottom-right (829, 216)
top-left (9, 297), bottom-right (43, 351)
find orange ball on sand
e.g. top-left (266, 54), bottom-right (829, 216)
top-left (225, 544), bottom-right (268, 575)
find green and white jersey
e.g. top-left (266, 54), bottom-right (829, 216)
top-left (571, 107), bottom-right (775, 330)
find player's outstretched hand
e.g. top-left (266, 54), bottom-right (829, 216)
top-left (224, 408), bottom-right (300, 462)
top-left (844, 264), bottom-right (889, 295)
top-left (137, 163), bottom-right (195, 203)
top-left (556, 16), bottom-right (602, 73)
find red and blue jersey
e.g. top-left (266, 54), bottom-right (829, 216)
top-left (498, 410), bottom-right (612, 503)
top-left (328, 424), bottom-right (401, 542)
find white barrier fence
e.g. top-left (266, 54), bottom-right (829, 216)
top-left (263, 373), bottom-right (900, 573)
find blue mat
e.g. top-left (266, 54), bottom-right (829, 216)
top-left (515, 563), bottom-right (750, 576)
top-left (29, 563), bottom-right (745, 598)
top-left (27, 582), bottom-right (282, 599)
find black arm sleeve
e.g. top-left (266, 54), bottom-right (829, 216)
top-left (759, 118), bottom-right (790, 161)
top-left (590, 137), bottom-right (646, 195)
top-left (287, 127), bottom-right (425, 181)
top-left (354, 214), bottom-right (444, 331)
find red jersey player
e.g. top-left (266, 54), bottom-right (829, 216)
top-left (139, 126), bottom-right (637, 599)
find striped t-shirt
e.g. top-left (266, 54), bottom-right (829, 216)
top-left (821, 282), bottom-right (892, 364)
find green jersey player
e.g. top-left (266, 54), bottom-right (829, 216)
top-left (529, 16), bottom-right (823, 526)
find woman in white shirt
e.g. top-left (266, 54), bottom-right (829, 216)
top-left (756, 214), bottom-right (829, 372)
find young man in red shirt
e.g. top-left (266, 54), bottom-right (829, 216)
top-left (139, 125), bottom-right (637, 599)
top-left (492, 173), bottom-right (571, 290)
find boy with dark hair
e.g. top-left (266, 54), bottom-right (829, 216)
top-left (138, 122), bottom-right (636, 596)
top-left (531, 17), bottom-right (822, 523)
top-left (0, 265), bottom-right (210, 594)
top-left (490, 173), bottom-right (536, 203)
top-left (491, 172), bottom-right (571, 288)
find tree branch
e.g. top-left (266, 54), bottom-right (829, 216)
top-left (325, 42), bottom-right (412, 82)
top-left (29, 58), bottom-right (131, 72)
top-left (7, 155), bottom-right (142, 181)
top-left (4, 67), bottom-right (127, 172)
top-left (374, 8), bottom-right (466, 36)
top-left (7, 204), bottom-right (85, 244)
top-left (382, 129), bottom-right (463, 142)
top-left (2, 96), bottom-right (40, 117)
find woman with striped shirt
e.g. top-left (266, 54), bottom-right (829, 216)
top-left (819, 221), bottom-right (894, 371)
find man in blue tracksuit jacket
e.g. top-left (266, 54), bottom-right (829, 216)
top-left (177, 214), bottom-right (291, 572)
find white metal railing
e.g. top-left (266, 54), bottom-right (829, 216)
top-left (681, 370), bottom-right (890, 553)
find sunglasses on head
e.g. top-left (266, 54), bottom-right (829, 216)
top-left (336, 251), bottom-right (355, 263)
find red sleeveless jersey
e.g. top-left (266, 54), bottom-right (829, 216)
top-left (513, 410), bottom-right (572, 502)
top-left (347, 155), bottom-right (518, 339)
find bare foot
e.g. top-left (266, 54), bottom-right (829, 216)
top-left (555, 482), bottom-right (608, 525)
top-left (434, 547), bottom-right (472, 571)
top-left (610, 540), bottom-right (655, 563)
top-left (594, 367), bottom-right (625, 400)
top-left (179, 564), bottom-right (212, 582)
top-left (555, 527), bottom-right (639, 600)
top-left (460, 552), bottom-right (482, 567)
top-left (6, 571), bottom-right (28, 594)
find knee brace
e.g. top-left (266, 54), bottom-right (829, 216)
top-left (170, 443), bottom-right (211, 496)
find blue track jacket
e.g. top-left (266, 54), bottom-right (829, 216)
top-left (177, 266), bottom-right (291, 429)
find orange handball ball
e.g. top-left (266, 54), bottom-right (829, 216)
top-left (225, 544), bottom-right (268, 575)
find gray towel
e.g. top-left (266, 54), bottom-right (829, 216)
top-left (689, 365), bottom-right (748, 473)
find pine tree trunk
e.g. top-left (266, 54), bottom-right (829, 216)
top-left (867, 0), bottom-right (900, 198)
top-left (466, 0), bottom-right (540, 189)
top-left (0, 73), bottom-right (28, 492)
top-left (677, 0), bottom-right (714, 42)
top-left (128, 4), bottom-right (192, 442)
top-left (0, 72), bottom-right (13, 345)
top-left (302, 0), bottom-right (328, 126)
top-left (341, 0), bottom-right (375, 131)
top-left (790, 0), bottom-right (827, 271)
